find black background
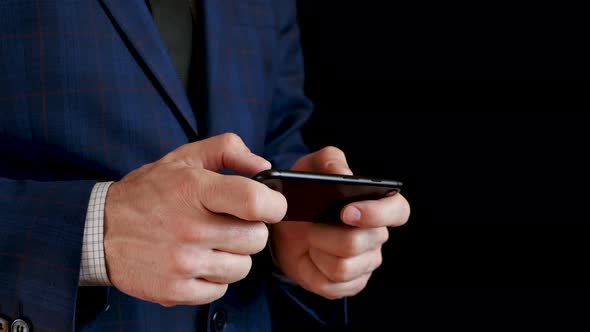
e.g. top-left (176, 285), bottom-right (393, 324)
top-left (296, 1), bottom-right (589, 331)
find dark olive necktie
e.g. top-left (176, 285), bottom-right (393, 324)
top-left (147, 0), bottom-right (193, 89)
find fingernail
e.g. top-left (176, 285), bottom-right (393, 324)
top-left (343, 206), bottom-right (362, 225)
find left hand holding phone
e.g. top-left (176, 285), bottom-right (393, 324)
top-left (269, 146), bottom-right (411, 299)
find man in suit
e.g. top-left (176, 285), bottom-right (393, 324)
top-left (0, 0), bottom-right (410, 331)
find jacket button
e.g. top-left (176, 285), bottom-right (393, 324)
top-left (211, 309), bottom-right (227, 332)
top-left (10, 319), bottom-right (29, 332)
top-left (0, 317), bottom-right (9, 332)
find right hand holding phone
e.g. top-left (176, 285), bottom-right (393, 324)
top-left (104, 133), bottom-right (287, 306)
top-left (269, 147), bottom-right (411, 299)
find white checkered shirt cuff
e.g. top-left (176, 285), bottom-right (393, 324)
top-left (79, 181), bottom-right (113, 286)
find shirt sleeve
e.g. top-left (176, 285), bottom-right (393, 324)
top-left (79, 181), bottom-right (114, 286)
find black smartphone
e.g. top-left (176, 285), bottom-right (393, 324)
top-left (253, 169), bottom-right (403, 223)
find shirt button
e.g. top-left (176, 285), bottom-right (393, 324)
top-left (10, 319), bottom-right (30, 332)
top-left (211, 309), bottom-right (227, 332)
top-left (0, 317), bottom-right (9, 332)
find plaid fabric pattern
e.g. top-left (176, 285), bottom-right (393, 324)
top-left (0, 0), bottom-right (345, 331)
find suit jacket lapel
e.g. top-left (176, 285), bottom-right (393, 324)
top-left (99, 0), bottom-right (199, 138)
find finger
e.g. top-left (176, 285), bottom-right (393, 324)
top-left (341, 193), bottom-right (411, 228)
top-left (164, 133), bottom-right (271, 176)
top-left (292, 146), bottom-right (353, 175)
top-left (198, 170), bottom-right (288, 223)
top-left (177, 212), bottom-right (269, 255)
top-left (309, 247), bottom-right (383, 283)
top-left (294, 253), bottom-right (371, 300)
top-left (308, 223), bottom-right (389, 257)
top-left (162, 242), bottom-right (258, 279)
top-left (197, 250), bottom-right (252, 284)
top-left (160, 278), bottom-right (228, 306)
top-left (115, 262), bottom-right (228, 306)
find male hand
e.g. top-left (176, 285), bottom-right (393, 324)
top-left (104, 133), bottom-right (287, 306)
top-left (270, 147), bottom-right (410, 299)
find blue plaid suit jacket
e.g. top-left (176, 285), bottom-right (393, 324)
top-left (0, 0), bottom-right (346, 331)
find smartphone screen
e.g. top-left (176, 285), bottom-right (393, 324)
top-left (253, 170), bottom-right (403, 223)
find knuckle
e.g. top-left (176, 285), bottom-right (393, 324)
top-left (268, 192), bottom-right (288, 222)
top-left (330, 258), bottom-right (354, 282)
top-left (347, 277), bottom-right (370, 297)
top-left (178, 284), bottom-right (229, 306)
top-left (241, 183), bottom-right (264, 220)
top-left (398, 197), bottom-right (411, 226)
top-left (340, 232), bottom-right (365, 256)
top-left (168, 248), bottom-right (194, 275)
top-left (248, 222), bottom-right (269, 254)
top-left (374, 251), bottom-right (383, 270)
top-left (220, 132), bottom-right (244, 149)
top-left (160, 150), bottom-right (176, 163)
top-left (181, 166), bottom-right (198, 180)
top-left (176, 222), bottom-right (207, 243)
top-left (160, 144), bottom-right (193, 165)
top-left (234, 256), bottom-right (253, 281)
top-left (377, 227), bottom-right (390, 244)
top-left (211, 256), bottom-right (252, 282)
top-left (171, 222), bottom-right (190, 241)
top-left (207, 284), bottom-right (229, 303)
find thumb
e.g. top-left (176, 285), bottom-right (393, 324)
top-left (163, 133), bottom-right (271, 175)
top-left (292, 146), bottom-right (353, 175)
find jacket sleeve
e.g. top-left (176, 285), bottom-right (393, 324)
top-left (0, 177), bottom-right (97, 331)
top-left (264, 1), bottom-right (348, 330)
